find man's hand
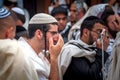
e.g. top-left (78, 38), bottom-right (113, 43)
top-left (96, 31), bottom-right (109, 51)
top-left (49, 34), bottom-right (64, 80)
top-left (49, 34), bottom-right (64, 60)
top-left (112, 15), bottom-right (120, 31)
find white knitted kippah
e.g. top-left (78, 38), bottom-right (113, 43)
top-left (29, 13), bottom-right (57, 24)
top-left (0, 7), bottom-right (10, 18)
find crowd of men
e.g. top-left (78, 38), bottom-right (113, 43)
top-left (0, 0), bottom-right (120, 80)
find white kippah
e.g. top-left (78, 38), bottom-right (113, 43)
top-left (12, 7), bottom-right (25, 15)
top-left (29, 13), bottom-right (57, 24)
top-left (0, 7), bottom-right (10, 18)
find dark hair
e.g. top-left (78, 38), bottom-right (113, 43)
top-left (101, 5), bottom-right (115, 26)
top-left (3, 0), bottom-right (17, 7)
top-left (15, 26), bottom-right (28, 39)
top-left (14, 11), bottom-right (25, 24)
top-left (80, 16), bottom-right (105, 37)
top-left (28, 24), bottom-right (49, 38)
top-left (68, 0), bottom-right (76, 9)
top-left (28, 22), bottom-right (57, 38)
top-left (51, 5), bottom-right (68, 16)
top-left (101, 5), bottom-right (117, 38)
top-left (116, 0), bottom-right (120, 3)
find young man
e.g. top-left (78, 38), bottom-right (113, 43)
top-left (51, 5), bottom-right (69, 43)
top-left (105, 10), bottom-right (120, 80)
top-left (0, 7), bottom-right (38, 80)
top-left (101, 5), bottom-right (118, 55)
top-left (58, 16), bottom-right (109, 80)
top-left (99, 5), bottom-right (120, 79)
top-left (68, 0), bottom-right (87, 26)
top-left (18, 13), bottom-right (64, 80)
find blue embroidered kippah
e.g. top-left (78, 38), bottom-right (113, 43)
top-left (0, 7), bottom-right (10, 18)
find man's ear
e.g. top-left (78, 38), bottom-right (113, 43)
top-left (35, 29), bottom-right (43, 39)
top-left (5, 27), bottom-right (14, 39)
top-left (83, 28), bottom-right (89, 37)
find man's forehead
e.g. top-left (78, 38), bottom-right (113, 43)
top-left (93, 23), bottom-right (105, 29)
top-left (49, 24), bottom-right (58, 28)
top-left (54, 13), bottom-right (67, 17)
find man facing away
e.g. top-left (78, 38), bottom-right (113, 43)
top-left (18, 13), bottom-right (64, 80)
top-left (0, 7), bottom-right (38, 80)
top-left (58, 16), bottom-right (109, 80)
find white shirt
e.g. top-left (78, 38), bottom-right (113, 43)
top-left (0, 39), bottom-right (38, 80)
top-left (18, 37), bottom-right (50, 80)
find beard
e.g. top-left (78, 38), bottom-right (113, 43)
top-left (88, 32), bottom-right (94, 45)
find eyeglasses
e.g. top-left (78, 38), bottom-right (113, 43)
top-left (56, 17), bottom-right (67, 21)
top-left (47, 31), bottom-right (59, 35)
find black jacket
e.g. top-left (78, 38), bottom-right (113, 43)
top-left (63, 48), bottom-right (109, 80)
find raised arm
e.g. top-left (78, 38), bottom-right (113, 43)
top-left (49, 34), bottom-right (64, 80)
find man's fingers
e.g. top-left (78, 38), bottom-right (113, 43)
top-left (56, 34), bottom-right (64, 46)
top-left (49, 37), bottom-right (54, 47)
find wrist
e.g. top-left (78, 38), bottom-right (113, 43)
top-left (50, 55), bottom-right (58, 61)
